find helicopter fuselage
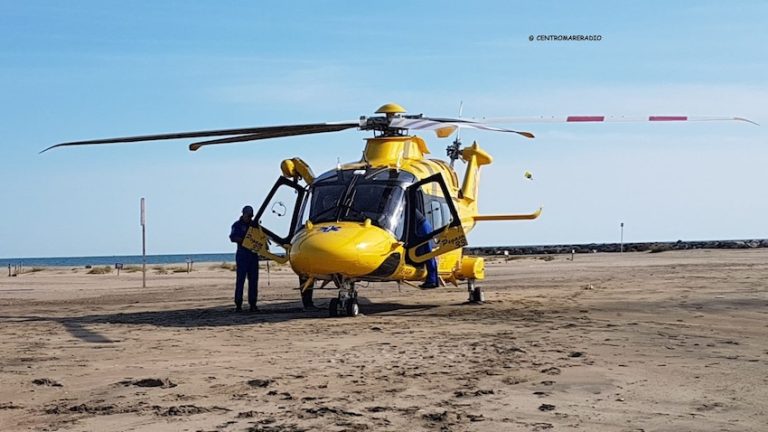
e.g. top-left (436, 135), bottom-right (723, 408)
top-left (245, 134), bottom-right (499, 285)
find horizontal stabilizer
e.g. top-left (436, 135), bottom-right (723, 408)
top-left (474, 207), bottom-right (543, 222)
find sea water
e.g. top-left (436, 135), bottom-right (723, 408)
top-left (0, 253), bottom-right (235, 268)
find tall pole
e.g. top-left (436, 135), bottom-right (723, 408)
top-left (141, 197), bottom-right (146, 288)
top-left (620, 222), bottom-right (624, 253)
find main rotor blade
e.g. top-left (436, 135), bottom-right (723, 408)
top-left (390, 118), bottom-right (535, 139)
top-left (41, 121), bottom-right (361, 153)
top-left (188, 124), bottom-right (359, 151)
top-left (467, 115), bottom-right (759, 125)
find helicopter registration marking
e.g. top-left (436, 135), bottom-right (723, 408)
top-left (437, 234), bottom-right (468, 249)
top-left (436, 227), bottom-right (468, 250)
top-left (408, 226), bottom-right (467, 263)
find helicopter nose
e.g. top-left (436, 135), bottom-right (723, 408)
top-left (289, 222), bottom-right (398, 278)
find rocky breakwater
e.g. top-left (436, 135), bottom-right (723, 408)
top-left (465, 239), bottom-right (768, 256)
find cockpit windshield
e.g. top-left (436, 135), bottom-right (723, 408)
top-left (309, 184), bottom-right (345, 222)
top-left (307, 168), bottom-right (413, 237)
top-left (344, 184), bottom-right (405, 233)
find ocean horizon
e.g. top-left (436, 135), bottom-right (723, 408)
top-left (0, 253), bottom-right (235, 268)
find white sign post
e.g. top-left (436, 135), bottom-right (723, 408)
top-left (141, 197), bottom-right (146, 288)
top-left (620, 222), bottom-right (624, 253)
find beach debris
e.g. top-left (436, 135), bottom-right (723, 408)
top-left (502, 376), bottom-right (527, 385)
top-left (540, 367), bottom-right (561, 375)
top-left (422, 410), bottom-right (449, 422)
top-left (468, 414), bottom-right (486, 422)
top-left (247, 378), bottom-right (273, 388)
top-left (245, 420), bottom-right (305, 432)
top-left (454, 389), bottom-right (495, 397)
top-left (44, 402), bottom-right (143, 416)
top-left (32, 378), bottom-right (62, 387)
top-left (365, 406), bottom-right (387, 413)
top-left (118, 377), bottom-right (176, 388)
top-left (46, 403), bottom-right (114, 415)
top-left (305, 406), bottom-right (363, 417)
top-left (153, 404), bottom-right (228, 416)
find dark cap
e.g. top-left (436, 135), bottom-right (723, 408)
top-left (242, 205), bottom-right (254, 215)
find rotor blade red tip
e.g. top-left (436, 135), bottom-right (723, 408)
top-left (566, 116), bottom-right (605, 122)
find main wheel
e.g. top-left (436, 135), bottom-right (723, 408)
top-left (346, 298), bottom-right (359, 317)
top-left (470, 286), bottom-right (484, 303)
top-left (329, 298), bottom-right (339, 317)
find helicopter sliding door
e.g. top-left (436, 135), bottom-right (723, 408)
top-left (405, 173), bottom-right (467, 263)
top-left (242, 177), bottom-right (306, 263)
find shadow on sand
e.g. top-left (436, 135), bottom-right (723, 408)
top-left (0, 299), bottom-right (440, 344)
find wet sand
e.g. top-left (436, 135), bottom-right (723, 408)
top-left (1, 249), bottom-right (766, 431)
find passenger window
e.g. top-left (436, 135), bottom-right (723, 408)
top-left (412, 188), bottom-right (452, 236)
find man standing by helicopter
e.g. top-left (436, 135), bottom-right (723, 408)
top-left (229, 205), bottom-right (259, 312)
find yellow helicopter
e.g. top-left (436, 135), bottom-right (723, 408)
top-left (43, 103), bottom-right (755, 317)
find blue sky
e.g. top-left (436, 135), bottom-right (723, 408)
top-left (1, 1), bottom-right (766, 258)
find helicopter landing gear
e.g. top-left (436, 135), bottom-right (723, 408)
top-left (330, 279), bottom-right (359, 317)
top-left (467, 278), bottom-right (484, 304)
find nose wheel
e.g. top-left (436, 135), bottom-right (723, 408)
top-left (329, 280), bottom-right (360, 317)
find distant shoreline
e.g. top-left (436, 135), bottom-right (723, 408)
top-left (3, 239), bottom-right (767, 267)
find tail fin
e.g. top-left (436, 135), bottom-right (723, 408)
top-left (459, 142), bottom-right (493, 202)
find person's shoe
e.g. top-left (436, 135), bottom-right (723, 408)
top-left (419, 282), bottom-right (439, 289)
top-left (249, 304), bottom-right (258, 312)
top-left (234, 305), bottom-right (243, 312)
top-left (302, 304), bottom-right (320, 311)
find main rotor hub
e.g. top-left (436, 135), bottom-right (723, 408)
top-left (375, 103), bottom-right (407, 115)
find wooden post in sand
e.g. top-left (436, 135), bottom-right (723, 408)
top-left (141, 197), bottom-right (146, 288)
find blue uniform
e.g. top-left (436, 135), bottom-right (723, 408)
top-left (230, 219), bottom-right (259, 308)
top-left (416, 217), bottom-right (438, 286)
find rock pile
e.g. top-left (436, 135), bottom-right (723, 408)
top-left (465, 239), bottom-right (768, 256)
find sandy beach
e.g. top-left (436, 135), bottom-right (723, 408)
top-left (1, 249), bottom-right (766, 431)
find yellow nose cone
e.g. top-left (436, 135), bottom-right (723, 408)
top-left (290, 222), bottom-right (398, 278)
